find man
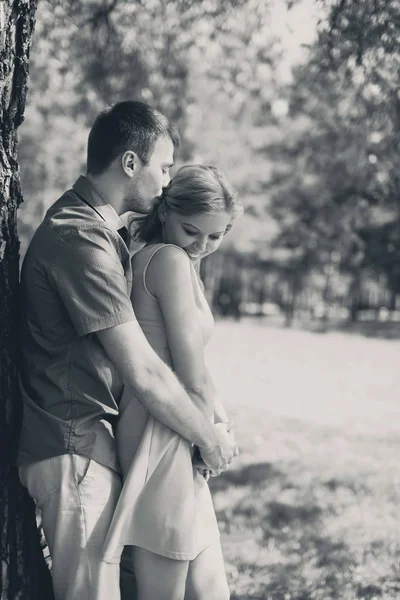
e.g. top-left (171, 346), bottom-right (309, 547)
top-left (17, 101), bottom-right (237, 600)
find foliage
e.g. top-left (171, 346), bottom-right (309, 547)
top-left (17, 0), bottom-right (400, 317)
top-left (18, 0), bottom-right (274, 255)
top-left (256, 0), bottom-right (400, 316)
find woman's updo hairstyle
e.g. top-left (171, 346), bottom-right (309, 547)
top-left (131, 164), bottom-right (243, 244)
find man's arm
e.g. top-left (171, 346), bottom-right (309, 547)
top-left (96, 320), bottom-right (235, 471)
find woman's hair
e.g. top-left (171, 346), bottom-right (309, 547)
top-left (131, 164), bottom-right (243, 243)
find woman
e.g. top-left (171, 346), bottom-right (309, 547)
top-left (101, 165), bottom-right (244, 600)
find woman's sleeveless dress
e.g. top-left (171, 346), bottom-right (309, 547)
top-left (101, 244), bottom-right (220, 564)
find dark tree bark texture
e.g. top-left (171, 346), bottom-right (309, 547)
top-left (0, 2), bottom-right (54, 598)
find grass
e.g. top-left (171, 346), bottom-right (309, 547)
top-left (206, 319), bottom-right (400, 600)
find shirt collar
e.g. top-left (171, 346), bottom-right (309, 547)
top-left (72, 175), bottom-right (125, 232)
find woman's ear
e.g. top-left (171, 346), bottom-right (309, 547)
top-left (121, 151), bottom-right (139, 177)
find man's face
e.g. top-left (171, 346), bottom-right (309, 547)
top-left (126, 135), bottom-right (174, 214)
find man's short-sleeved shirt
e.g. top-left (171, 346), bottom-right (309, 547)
top-left (17, 176), bottom-right (136, 472)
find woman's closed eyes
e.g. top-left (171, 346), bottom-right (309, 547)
top-left (182, 227), bottom-right (223, 241)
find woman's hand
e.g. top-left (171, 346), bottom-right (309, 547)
top-left (194, 422), bottom-right (239, 477)
top-left (212, 421), bottom-right (239, 473)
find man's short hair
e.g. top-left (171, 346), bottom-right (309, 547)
top-left (87, 100), bottom-right (180, 175)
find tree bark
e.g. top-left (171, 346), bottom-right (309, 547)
top-left (0, 2), bottom-right (54, 598)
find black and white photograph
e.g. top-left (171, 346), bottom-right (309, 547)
top-left (1, 1), bottom-right (399, 599)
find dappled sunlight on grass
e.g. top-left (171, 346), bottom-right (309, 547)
top-left (206, 320), bottom-right (400, 599)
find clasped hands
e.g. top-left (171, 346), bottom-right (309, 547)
top-left (194, 422), bottom-right (239, 480)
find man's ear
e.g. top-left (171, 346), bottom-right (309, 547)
top-left (121, 151), bottom-right (139, 177)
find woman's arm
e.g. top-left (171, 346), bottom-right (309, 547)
top-left (203, 364), bottom-right (229, 424)
top-left (146, 245), bottom-right (221, 422)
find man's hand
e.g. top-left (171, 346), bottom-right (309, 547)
top-left (198, 422), bottom-right (239, 475)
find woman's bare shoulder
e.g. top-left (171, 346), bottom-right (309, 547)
top-left (149, 244), bottom-right (191, 271)
top-left (146, 244), bottom-right (192, 296)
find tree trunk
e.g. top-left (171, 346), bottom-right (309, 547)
top-left (0, 2), bottom-right (54, 598)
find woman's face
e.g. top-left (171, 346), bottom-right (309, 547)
top-left (162, 209), bottom-right (231, 262)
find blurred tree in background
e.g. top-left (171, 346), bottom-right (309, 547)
top-left (18, 0), bottom-right (255, 253)
top-left (17, 0), bottom-right (400, 320)
top-left (259, 0), bottom-right (400, 323)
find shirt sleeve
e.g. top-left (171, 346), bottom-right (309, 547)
top-left (48, 224), bottom-right (135, 336)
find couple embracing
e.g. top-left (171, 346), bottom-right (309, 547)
top-left (17, 100), bottom-right (243, 600)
